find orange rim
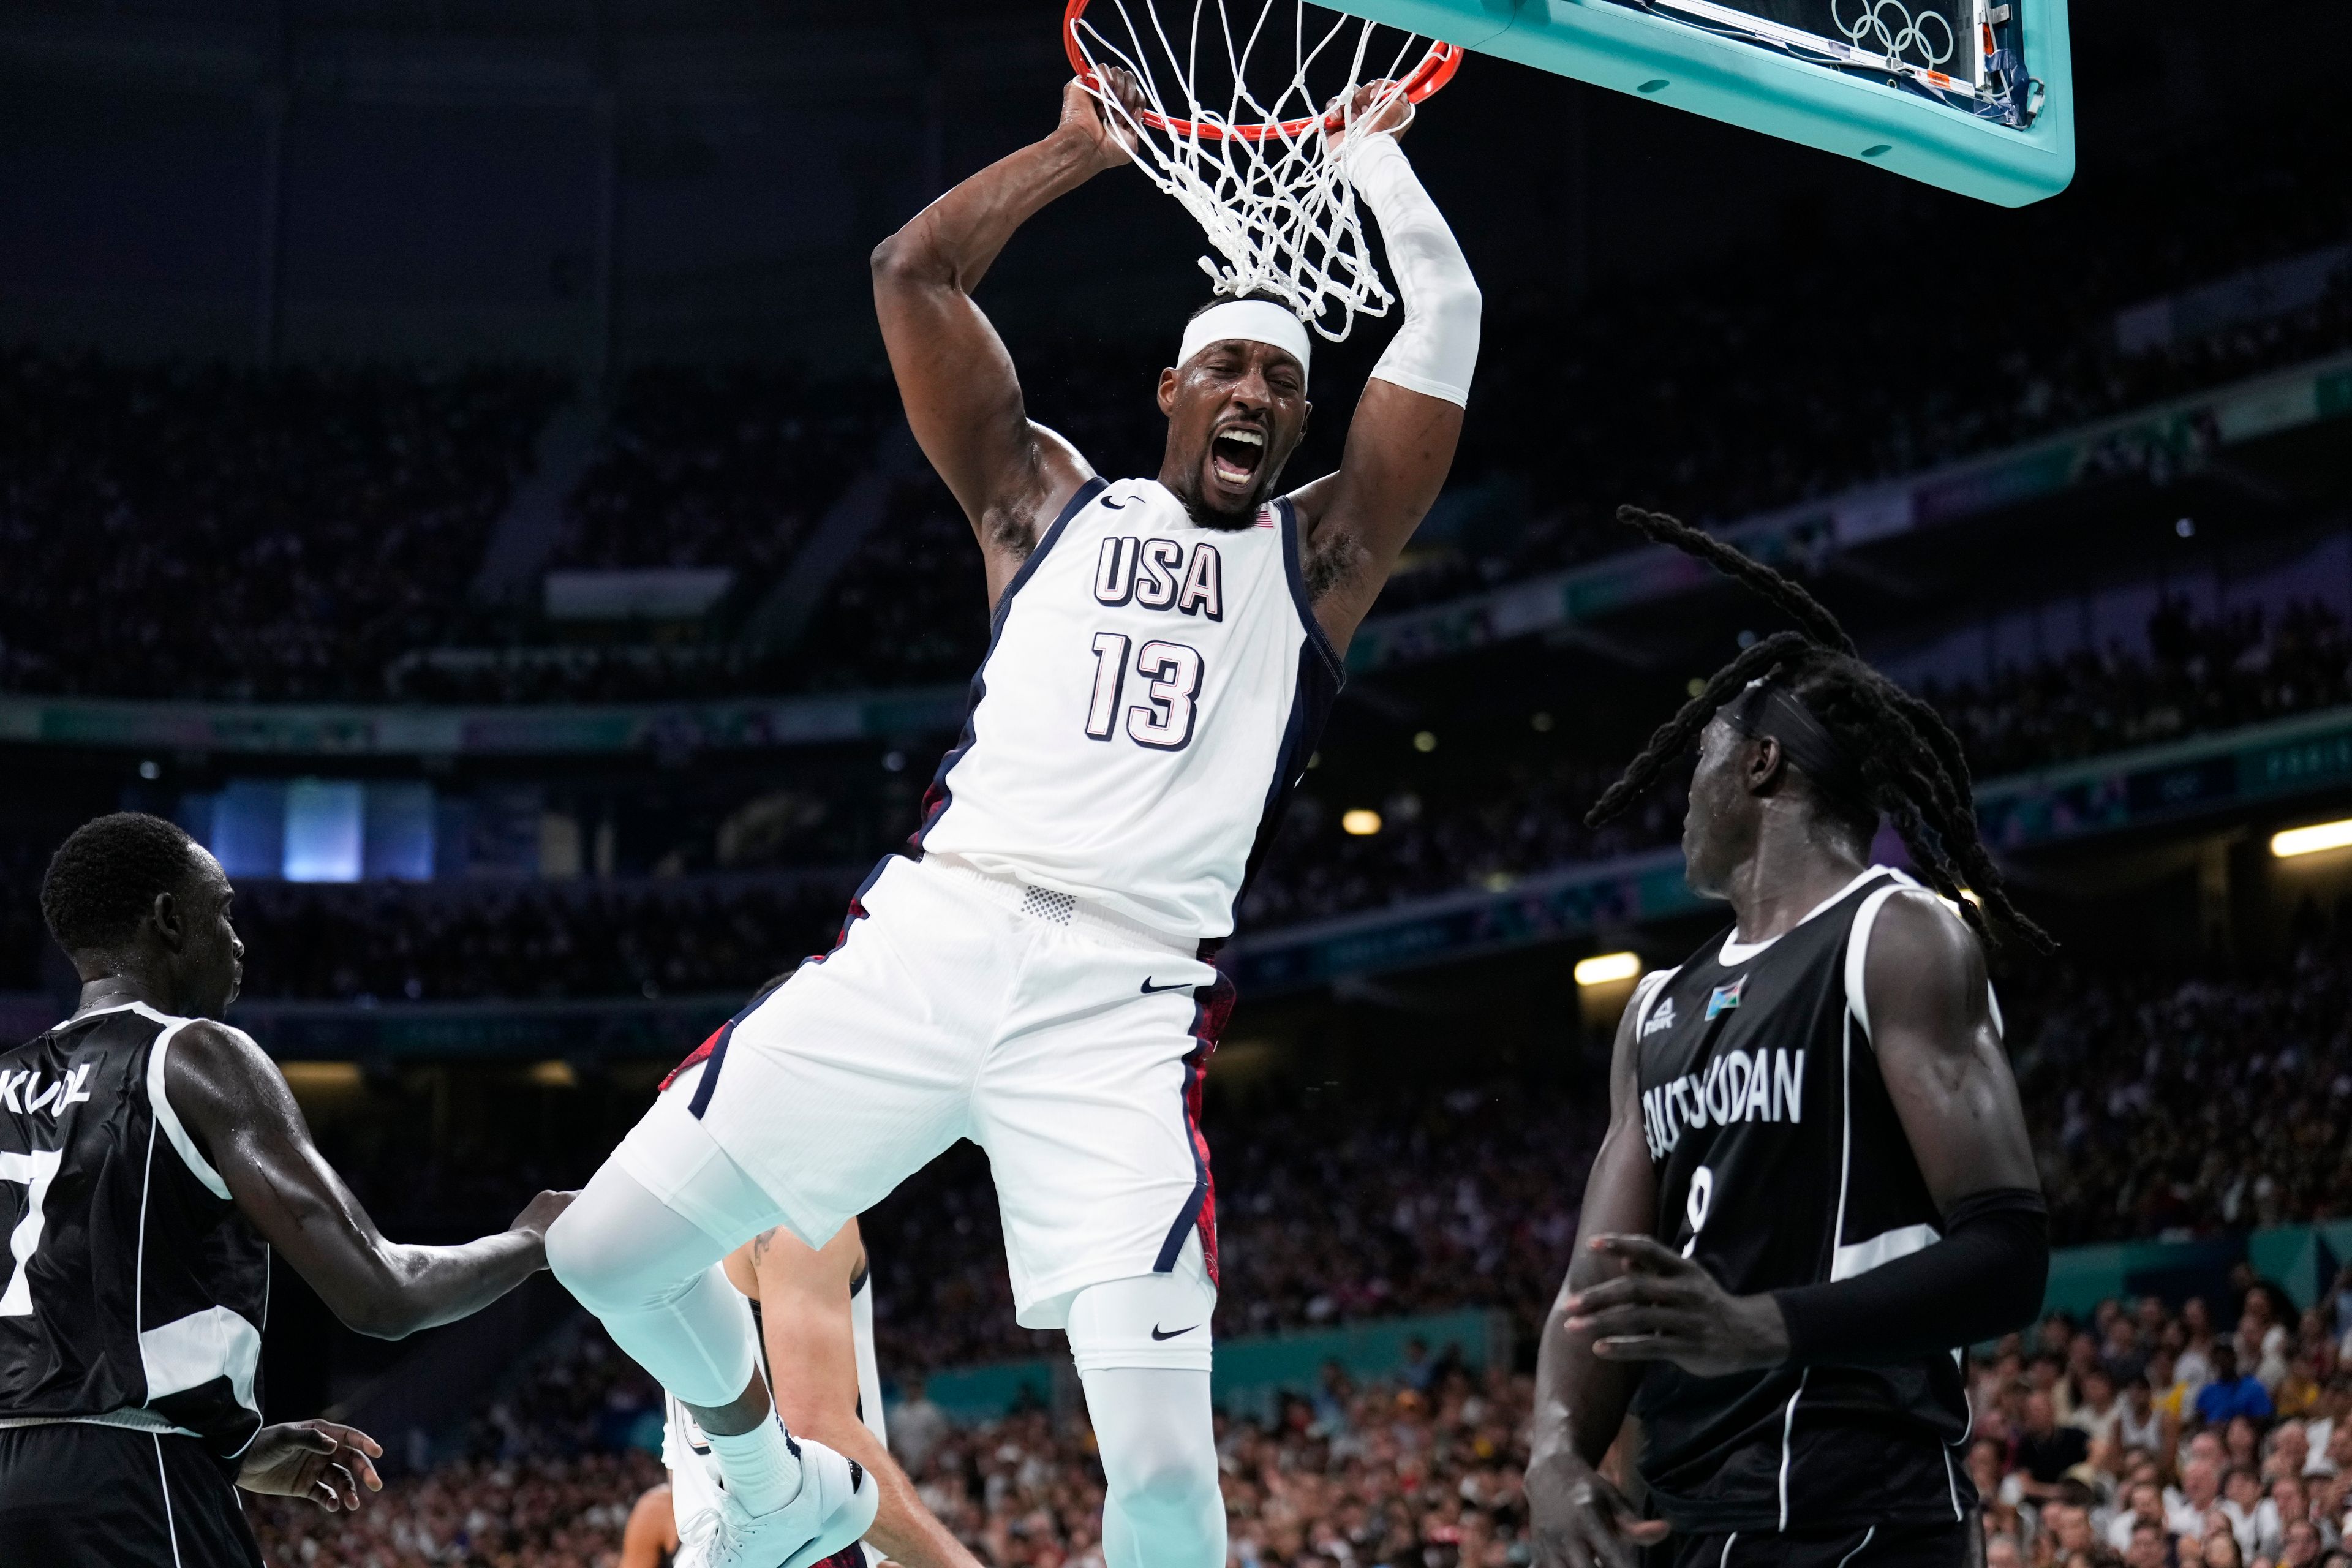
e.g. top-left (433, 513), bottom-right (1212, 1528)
top-left (1063, 0), bottom-right (1463, 144)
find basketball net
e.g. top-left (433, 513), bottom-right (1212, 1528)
top-left (1065, 0), bottom-right (1461, 342)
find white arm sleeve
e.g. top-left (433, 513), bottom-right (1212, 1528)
top-left (1345, 131), bottom-right (1481, 407)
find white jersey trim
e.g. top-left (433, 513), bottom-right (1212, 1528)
top-left (1830, 1222), bottom-right (1940, 1282)
top-left (140, 1304), bottom-right (263, 1421)
top-left (1629, 967), bottom-right (1679, 1038)
top-left (1719, 866), bottom-right (1891, 967)
top-left (850, 1269), bottom-right (886, 1454)
top-left (143, 1017), bottom-right (230, 1201)
top-left (1841, 872), bottom-right (2005, 1049)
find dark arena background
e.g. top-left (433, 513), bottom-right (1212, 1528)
top-left (4, 1), bottom-right (2352, 1564)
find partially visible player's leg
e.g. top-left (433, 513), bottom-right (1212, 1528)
top-left (1068, 1248), bottom-right (1225, 1568)
top-left (550, 1091), bottom-right (881, 1567)
top-left (1083, 1366), bottom-right (1222, 1568)
top-left (976, 913), bottom-right (1231, 1568)
top-left (1677, 1521), bottom-right (1973, 1568)
top-left (546, 1148), bottom-right (763, 1407)
top-left (556, 856), bottom-right (1003, 1561)
top-left (548, 1093), bottom-right (804, 1509)
top-left (0, 1423), bottom-right (263, 1568)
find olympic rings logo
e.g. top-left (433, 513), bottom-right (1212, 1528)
top-left (1830, 0), bottom-right (1956, 67)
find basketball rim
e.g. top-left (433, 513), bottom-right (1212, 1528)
top-left (1061, 0), bottom-right (1464, 143)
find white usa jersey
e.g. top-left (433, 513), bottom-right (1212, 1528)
top-left (916, 475), bottom-right (1344, 941)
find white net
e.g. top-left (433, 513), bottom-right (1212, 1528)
top-left (1066, 1), bottom-right (1458, 342)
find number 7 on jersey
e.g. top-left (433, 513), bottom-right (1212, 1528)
top-left (0, 1148), bottom-right (62, 1316)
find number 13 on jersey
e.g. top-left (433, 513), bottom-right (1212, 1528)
top-left (1085, 633), bottom-right (1205, 751)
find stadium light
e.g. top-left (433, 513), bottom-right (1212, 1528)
top-left (2272, 818), bottom-right (2352, 859)
top-left (1574, 952), bottom-right (1643, 987)
top-left (1341, 809), bottom-right (1382, 836)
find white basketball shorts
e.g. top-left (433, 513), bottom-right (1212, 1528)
top-left (612, 851), bottom-right (1229, 1333)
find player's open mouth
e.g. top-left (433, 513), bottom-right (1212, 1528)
top-left (1209, 426), bottom-right (1265, 484)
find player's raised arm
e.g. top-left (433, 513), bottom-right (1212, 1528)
top-left (1289, 89), bottom-right (1481, 651)
top-left (872, 77), bottom-right (1139, 606)
top-left (1527, 984), bottom-right (1670, 1568)
top-left (167, 1020), bottom-right (570, 1339)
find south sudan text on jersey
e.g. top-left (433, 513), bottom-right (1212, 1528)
top-left (1638, 1046), bottom-right (1806, 1161)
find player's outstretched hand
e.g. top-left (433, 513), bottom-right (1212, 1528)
top-left (1565, 1234), bottom-right (1792, 1379)
top-left (1064, 67), bottom-right (1145, 172)
top-left (237, 1419), bottom-right (385, 1512)
top-left (1526, 1447), bottom-right (1668, 1568)
top-left (510, 1188), bottom-right (578, 1242)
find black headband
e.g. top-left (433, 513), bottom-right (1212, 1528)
top-left (1721, 679), bottom-right (1872, 814)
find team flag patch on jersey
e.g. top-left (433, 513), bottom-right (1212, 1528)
top-left (1705, 975), bottom-right (1747, 1020)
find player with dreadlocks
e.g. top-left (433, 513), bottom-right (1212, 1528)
top-left (1527, 507), bottom-right (2052, 1568)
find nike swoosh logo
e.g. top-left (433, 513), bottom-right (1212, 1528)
top-left (1101, 496), bottom-right (1128, 509)
top-left (1140, 978), bottom-right (1190, 994)
top-left (1151, 1324), bottom-right (1198, 1341)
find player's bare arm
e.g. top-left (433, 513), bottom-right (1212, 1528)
top-left (872, 77), bottom-right (1141, 608)
top-left (1287, 88), bottom-right (1480, 652)
top-left (734, 1220), bottom-right (984, 1568)
top-left (1861, 890), bottom-right (2041, 1200)
top-left (1528, 991), bottom-right (1671, 1568)
top-left (166, 1020), bottom-right (571, 1339)
top-left (620, 1483), bottom-right (679, 1568)
top-left (1561, 894), bottom-right (2046, 1377)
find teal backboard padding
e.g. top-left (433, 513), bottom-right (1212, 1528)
top-left (1339, 0), bottom-right (2073, 206)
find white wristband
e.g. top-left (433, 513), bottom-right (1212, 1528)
top-left (1344, 132), bottom-right (1481, 407)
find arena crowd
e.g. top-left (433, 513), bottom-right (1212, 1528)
top-left (4, 591), bottom-right (2334, 1004)
top-left (242, 1256), bottom-right (2352, 1568)
top-left (1, 102), bottom-right (2343, 709)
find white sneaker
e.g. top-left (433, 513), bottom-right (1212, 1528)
top-left (674, 1431), bottom-right (878, 1568)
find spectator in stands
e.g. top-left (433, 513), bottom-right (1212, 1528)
top-left (2308, 1385), bottom-right (2346, 1474)
top-left (2111, 1480), bottom-right (2171, 1552)
top-left (2270, 1426), bottom-right (2315, 1484)
top-left (2246, 1293), bottom-right (2298, 1390)
top-left (2260, 1475), bottom-right (2313, 1558)
top-left (2223, 1466), bottom-right (2266, 1558)
top-left (892, 1377), bottom-right (951, 1480)
top-left (2206, 1524), bottom-right (2250, 1568)
top-left (2173, 1457), bottom-right (2227, 1539)
top-left (2124, 1517), bottom-right (2170, 1568)
top-left (2205, 1350), bottom-right (2281, 1430)
top-left (2076, 1369), bottom-right (2127, 1447)
top-left (2021, 1390), bottom-right (2096, 1499)
top-left (2122, 1363), bottom-right (2177, 1456)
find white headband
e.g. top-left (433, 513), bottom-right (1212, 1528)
top-left (1177, 299), bottom-right (1312, 383)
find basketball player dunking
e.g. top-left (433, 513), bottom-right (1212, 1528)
top-left (1526, 511), bottom-right (2056, 1568)
top-left (544, 73), bottom-right (1478, 1568)
top-left (0, 813), bottom-right (573, 1567)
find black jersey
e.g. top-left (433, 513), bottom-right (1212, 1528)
top-left (0, 1003), bottom-right (270, 1463)
top-left (1627, 868), bottom-right (1976, 1535)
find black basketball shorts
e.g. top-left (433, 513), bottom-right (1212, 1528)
top-left (0, 1421), bottom-right (263, 1568)
top-left (1671, 1520), bottom-right (1973, 1568)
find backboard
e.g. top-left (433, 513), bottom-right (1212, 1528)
top-left (1335, 0), bottom-right (2073, 205)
